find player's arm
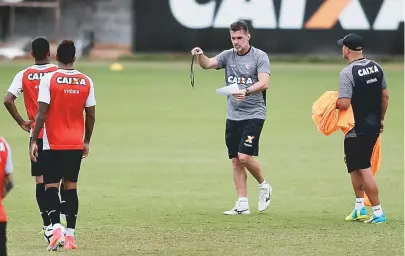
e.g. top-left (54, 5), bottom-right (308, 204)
top-left (197, 55), bottom-right (219, 69)
top-left (336, 71), bottom-right (352, 110)
top-left (3, 173), bottom-right (14, 199)
top-left (3, 71), bottom-right (31, 132)
top-left (245, 52), bottom-right (270, 94)
top-left (3, 141), bottom-right (14, 199)
top-left (246, 73), bottom-right (269, 94)
top-left (82, 79), bottom-right (96, 158)
top-left (3, 93), bottom-right (25, 126)
top-left (84, 106), bottom-right (95, 144)
top-left (31, 102), bottom-right (48, 142)
top-left (191, 47), bottom-right (219, 69)
top-left (381, 74), bottom-right (389, 121)
top-left (84, 80), bottom-right (96, 144)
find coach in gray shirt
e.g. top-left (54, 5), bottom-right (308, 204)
top-left (191, 20), bottom-right (272, 215)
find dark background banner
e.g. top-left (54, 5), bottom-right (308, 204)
top-left (133, 0), bottom-right (404, 55)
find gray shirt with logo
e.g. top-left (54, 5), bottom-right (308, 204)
top-left (215, 46), bottom-right (271, 121)
top-left (338, 58), bottom-right (387, 137)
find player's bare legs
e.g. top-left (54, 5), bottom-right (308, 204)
top-left (358, 168), bottom-right (385, 223)
top-left (223, 158), bottom-right (250, 215)
top-left (358, 169), bottom-right (380, 205)
top-left (63, 180), bottom-right (78, 250)
top-left (239, 153), bottom-right (272, 212)
top-left (232, 157), bottom-right (247, 197)
top-left (345, 171), bottom-right (368, 221)
top-left (238, 153), bottom-right (264, 183)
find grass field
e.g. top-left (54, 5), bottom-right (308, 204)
top-left (0, 60), bottom-right (403, 256)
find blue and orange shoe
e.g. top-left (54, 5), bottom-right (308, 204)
top-left (345, 207), bottom-right (369, 221)
top-left (364, 213), bottom-right (387, 224)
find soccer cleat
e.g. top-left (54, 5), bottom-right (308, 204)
top-left (64, 236), bottom-right (78, 250)
top-left (223, 201), bottom-right (250, 215)
top-left (46, 226), bottom-right (65, 251)
top-left (258, 183), bottom-right (272, 212)
top-left (364, 213), bottom-right (387, 224)
top-left (345, 207), bottom-right (369, 221)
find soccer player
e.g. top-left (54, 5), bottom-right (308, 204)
top-left (3, 37), bottom-right (67, 233)
top-left (336, 33), bottom-right (389, 224)
top-left (0, 137), bottom-right (15, 256)
top-left (30, 40), bottom-right (96, 251)
top-left (190, 20), bottom-right (272, 215)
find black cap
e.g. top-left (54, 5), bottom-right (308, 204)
top-left (337, 33), bottom-right (364, 51)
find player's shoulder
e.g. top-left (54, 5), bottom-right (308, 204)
top-left (41, 70), bottom-right (58, 80)
top-left (217, 48), bottom-right (234, 57)
top-left (340, 64), bottom-right (353, 77)
top-left (367, 59), bottom-right (384, 72)
top-left (75, 70), bottom-right (94, 85)
top-left (251, 46), bottom-right (267, 56)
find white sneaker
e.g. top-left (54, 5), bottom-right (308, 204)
top-left (223, 201), bottom-right (250, 215)
top-left (258, 183), bottom-right (272, 212)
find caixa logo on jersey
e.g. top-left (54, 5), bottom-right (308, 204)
top-left (228, 76), bottom-right (253, 85)
top-left (169, 0), bottom-right (403, 31)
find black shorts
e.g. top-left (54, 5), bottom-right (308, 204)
top-left (0, 222), bottom-right (6, 256)
top-left (225, 119), bottom-right (265, 159)
top-left (344, 134), bottom-right (379, 173)
top-left (29, 138), bottom-right (43, 177)
top-left (42, 150), bottom-right (83, 185)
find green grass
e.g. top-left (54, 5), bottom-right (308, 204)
top-left (0, 60), bottom-right (403, 255)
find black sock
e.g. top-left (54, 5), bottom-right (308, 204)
top-left (36, 183), bottom-right (51, 226)
top-left (59, 182), bottom-right (67, 215)
top-left (65, 189), bottom-right (79, 229)
top-left (45, 187), bottom-right (61, 225)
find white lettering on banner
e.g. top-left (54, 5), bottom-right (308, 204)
top-left (373, 0), bottom-right (404, 30)
top-left (278, 0), bottom-right (306, 29)
top-left (338, 0), bottom-right (370, 30)
top-left (169, 0), bottom-right (215, 29)
top-left (169, 0), bottom-right (404, 31)
top-left (213, 0), bottom-right (276, 29)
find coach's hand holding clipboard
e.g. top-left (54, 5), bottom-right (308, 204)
top-left (216, 83), bottom-right (239, 96)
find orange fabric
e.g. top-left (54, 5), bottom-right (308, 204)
top-left (0, 137), bottom-right (9, 222)
top-left (312, 91), bottom-right (382, 206)
top-left (45, 71), bottom-right (92, 150)
top-left (312, 91), bottom-right (354, 135)
top-left (22, 65), bottom-right (58, 138)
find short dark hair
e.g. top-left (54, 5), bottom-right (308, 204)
top-left (31, 37), bottom-right (50, 61)
top-left (230, 20), bottom-right (249, 33)
top-left (57, 40), bottom-right (76, 65)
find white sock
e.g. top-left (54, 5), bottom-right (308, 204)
top-left (355, 198), bottom-right (364, 211)
top-left (66, 228), bottom-right (75, 237)
top-left (372, 205), bottom-right (383, 217)
top-left (238, 197), bottom-right (249, 208)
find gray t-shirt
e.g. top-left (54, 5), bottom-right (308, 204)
top-left (215, 46), bottom-right (270, 121)
top-left (338, 58), bottom-right (387, 137)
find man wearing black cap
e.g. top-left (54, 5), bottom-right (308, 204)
top-left (336, 33), bottom-right (389, 224)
